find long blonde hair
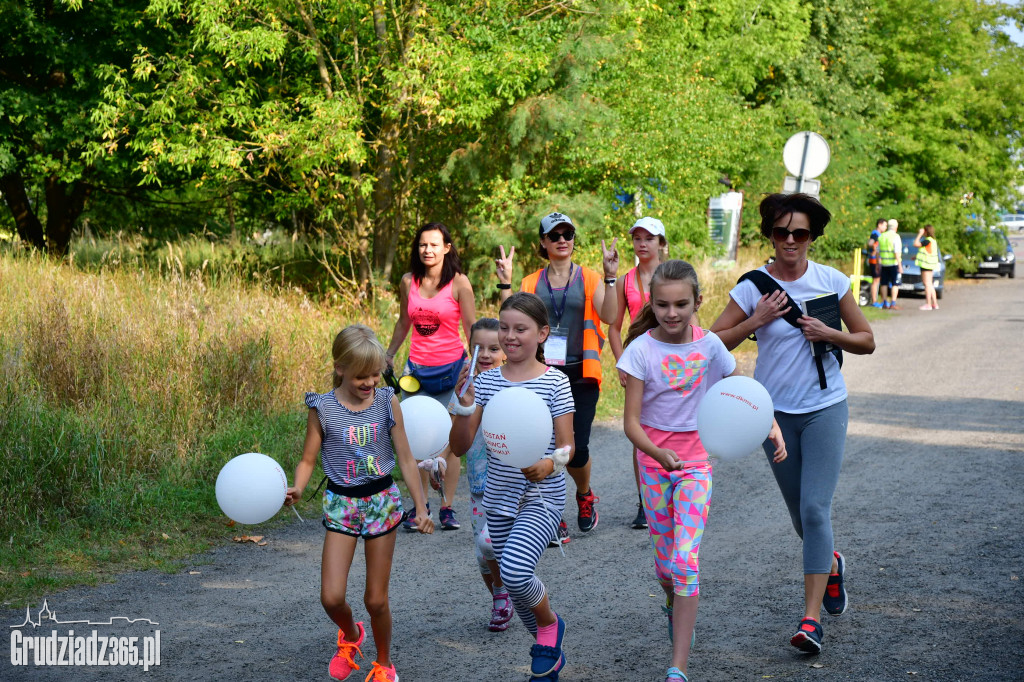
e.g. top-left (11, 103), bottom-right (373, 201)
top-left (623, 260), bottom-right (700, 348)
top-left (331, 324), bottom-right (386, 387)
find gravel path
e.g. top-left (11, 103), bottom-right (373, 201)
top-left (5, 248), bottom-right (1023, 682)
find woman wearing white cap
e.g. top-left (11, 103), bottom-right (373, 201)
top-left (494, 212), bottom-right (619, 543)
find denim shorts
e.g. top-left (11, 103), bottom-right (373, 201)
top-left (322, 483), bottom-right (405, 539)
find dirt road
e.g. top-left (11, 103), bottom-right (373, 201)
top-left (5, 250), bottom-right (1023, 681)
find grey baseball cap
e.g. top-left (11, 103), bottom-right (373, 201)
top-left (539, 212), bottom-right (575, 236)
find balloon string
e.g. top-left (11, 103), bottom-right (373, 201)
top-left (533, 484), bottom-right (566, 559)
top-left (291, 505), bottom-right (304, 523)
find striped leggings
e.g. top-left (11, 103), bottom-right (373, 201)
top-left (486, 497), bottom-right (562, 635)
top-left (640, 462), bottom-right (712, 597)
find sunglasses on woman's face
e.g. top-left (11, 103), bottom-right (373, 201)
top-left (547, 229), bottom-right (575, 242)
top-left (772, 227), bottom-right (811, 243)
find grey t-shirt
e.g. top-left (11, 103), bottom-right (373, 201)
top-left (535, 266), bottom-right (586, 364)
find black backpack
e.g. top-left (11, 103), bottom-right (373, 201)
top-left (737, 270), bottom-right (842, 390)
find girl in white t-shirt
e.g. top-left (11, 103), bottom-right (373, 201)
top-left (618, 260), bottom-right (786, 682)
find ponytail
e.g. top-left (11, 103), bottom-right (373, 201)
top-left (623, 302), bottom-right (658, 349)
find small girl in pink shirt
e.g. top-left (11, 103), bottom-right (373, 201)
top-left (617, 260), bottom-right (786, 682)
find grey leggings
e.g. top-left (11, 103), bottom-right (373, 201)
top-left (762, 400), bottom-right (848, 574)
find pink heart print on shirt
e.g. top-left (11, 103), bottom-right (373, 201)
top-left (660, 352), bottom-right (708, 395)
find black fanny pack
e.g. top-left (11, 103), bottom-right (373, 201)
top-left (738, 270), bottom-right (842, 390)
top-left (409, 354), bottom-right (466, 395)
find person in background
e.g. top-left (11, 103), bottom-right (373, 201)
top-left (914, 225), bottom-right (940, 311)
top-left (385, 222), bottom-right (476, 531)
top-left (877, 218), bottom-right (903, 310)
top-left (867, 218), bottom-right (886, 308)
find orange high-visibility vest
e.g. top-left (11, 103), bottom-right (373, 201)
top-left (521, 266), bottom-right (606, 385)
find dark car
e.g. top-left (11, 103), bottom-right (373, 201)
top-left (958, 224), bottom-right (1015, 274)
top-left (971, 228), bottom-right (1015, 278)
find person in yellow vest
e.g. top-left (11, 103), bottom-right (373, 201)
top-left (494, 212), bottom-right (619, 543)
top-left (877, 218), bottom-right (903, 310)
top-left (913, 224), bottom-right (940, 311)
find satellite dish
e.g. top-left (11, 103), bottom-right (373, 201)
top-left (783, 132), bottom-right (830, 179)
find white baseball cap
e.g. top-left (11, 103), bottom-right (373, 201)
top-left (629, 216), bottom-right (666, 238)
top-left (539, 212), bottom-right (575, 236)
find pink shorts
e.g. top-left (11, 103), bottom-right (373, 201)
top-left (638, 426), bottom-right (708, 468)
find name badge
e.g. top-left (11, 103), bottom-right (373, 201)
top-left (545, 334), bottom-right (568, 366)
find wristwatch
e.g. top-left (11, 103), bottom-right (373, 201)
top-left (604, 277), bottom-right (617, 285)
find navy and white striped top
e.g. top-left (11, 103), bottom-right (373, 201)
top-left (474, 367), bottom-right (574, 517)
top-left (305, 387), bottom-right (397, 487)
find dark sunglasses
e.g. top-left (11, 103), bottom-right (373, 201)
top-left (547, 229), bottom-right (575, 242)
top-left (772, 227), bottom-right (811, 243)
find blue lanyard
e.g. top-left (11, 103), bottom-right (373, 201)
top-left (541, 263), bottom-right (573, 325)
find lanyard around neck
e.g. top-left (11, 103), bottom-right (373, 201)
top-left (541, 263), bottom-right (574, 324)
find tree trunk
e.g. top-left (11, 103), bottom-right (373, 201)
top-left (349, 160), bottom-right (373, 289)
top-left (1, 172), bottom-right (46, 249)
top-left (44, 176), bottom-right (89, 256)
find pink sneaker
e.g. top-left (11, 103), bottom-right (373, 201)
top-left (488, 591), bottom-right (515, 631)
top-left (364, 661), bottom-right (399, 682)
top-left (328, 623), bottom-right (365, 681)
top-left (918, 304), bottom-right (933, 310)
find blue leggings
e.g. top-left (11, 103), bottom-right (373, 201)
top-left (486, 498), bottom-right (562, 635)
top-left (762, 400), bottom-right (848, 574)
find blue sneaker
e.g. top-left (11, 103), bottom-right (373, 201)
top-left (439, 506), bottom-right (460, 530)
top-left (662, 600), bottom-right (696, 649)
top-left (666, 667), bottom-right (689, 681)
top-left (530, 651), bottom-right (565, 681)
top-left (790, 617), bottom-right (823, 654)
top-left (401, 502), bottom-right (429, 532)
top-left (823, 551), bottom-right (848, 616)
top-left (871, 302), bottom-right (883, 308)
top-left (529, 614), bottom-right (566, 677)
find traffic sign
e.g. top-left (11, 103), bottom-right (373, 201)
top-left (783, 132), bottom-right (830, 180)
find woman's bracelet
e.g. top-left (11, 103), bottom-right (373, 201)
top-left (496, 282), bottom-right (512, 290)
top-left (450, 400), bottom-right (476, 417)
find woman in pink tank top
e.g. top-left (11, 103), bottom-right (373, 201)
top-left (385, 222), bottom-right (476, 531)
top-left (609, 217), bottom-right (674, 531)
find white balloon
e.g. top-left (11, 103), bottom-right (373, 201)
top-left (481, 387), bottom-right (553, 469)
top-left (400, 395), bottom-right (451, 460)
top-left (697, 376), bottom-right (775, 460)
top-left (215, 452), bottom-right (287, 524)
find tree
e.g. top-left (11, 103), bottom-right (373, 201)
top-left (0, 0), bottom-right (156, 254)
top-left (91, 0), bottom-right (575, 285)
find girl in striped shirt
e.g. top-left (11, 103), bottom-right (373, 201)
top-left (285, 325), bottom-right (434, 682)
top-left (450, 293), bottom-right (575, 682)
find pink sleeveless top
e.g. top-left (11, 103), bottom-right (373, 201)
top-left (623, 267), bottom-right (651, 322)
top-left (408, 278), bottom-right (464, 364)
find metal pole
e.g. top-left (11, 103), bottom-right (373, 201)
top-left (797, 131), bottom-right (810, 193)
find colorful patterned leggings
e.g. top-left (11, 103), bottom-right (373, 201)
top-left (640, 462), bottom-right (713, 597)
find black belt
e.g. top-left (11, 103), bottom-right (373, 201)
top-left (323, 474), bottom-right (394, 498)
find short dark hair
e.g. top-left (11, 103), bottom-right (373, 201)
top-left (759, 193), bottom-right (831, 241)
top-left (876, 218), bottom-right (887, 227)
top-left (409, 222), bottom-right (462, 288)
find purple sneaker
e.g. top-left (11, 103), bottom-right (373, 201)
top-left (488, 591), bottom-right (514, 631)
